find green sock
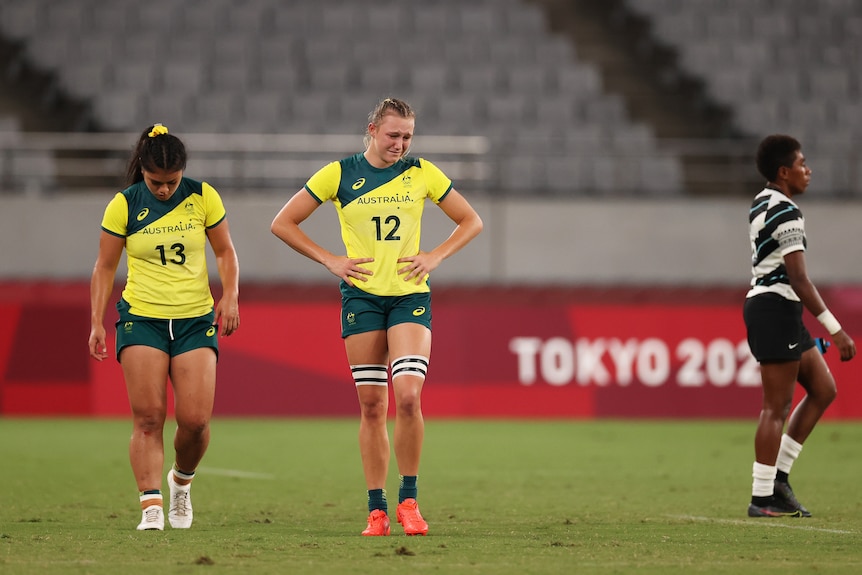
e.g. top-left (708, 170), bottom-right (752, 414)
top-left (368, 489), bottom-right (387, 513)
top-left (399, 475), bottom-right (417, 503)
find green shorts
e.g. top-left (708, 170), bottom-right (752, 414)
top-left (115, 298), bottom-right (219, 361)
top-left (340, 282), bottom-right (432, 338)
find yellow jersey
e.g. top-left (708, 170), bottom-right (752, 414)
top-left (305, 153), bottom-right (452, 296)
top-left (101, 178), bottom-right (226, 318)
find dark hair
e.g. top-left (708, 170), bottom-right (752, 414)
top-left (125, 123), bottom-right (188, 185)
top-left (755, 134), bottom-right (801, 182)
top-left (364, 97), bottom-right (415, 148)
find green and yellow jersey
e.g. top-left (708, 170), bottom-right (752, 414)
top-left (101, 178), bottom-right (226, 319)
top-left (305, 153), bottom-right (452, 297)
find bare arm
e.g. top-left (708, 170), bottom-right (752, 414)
top-left (270, 189), bottom-right (374, 286)
top-left (397, 189), bottom-right (484, 284)
top-left (206, 219), bottom-right (240, 336)
top-left (785, 250), bottom-right (856, 361)
top-left (89, 231), bottom-right (125, 361)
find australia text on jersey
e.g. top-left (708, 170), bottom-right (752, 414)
top-left (357, 195), bottom-right (414, 205)
top-left (140, 222), bottom-right (196, 235)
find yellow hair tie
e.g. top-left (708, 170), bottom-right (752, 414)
top-left (148, 124), bottom-right (169, 138)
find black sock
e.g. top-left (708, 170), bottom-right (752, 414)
top-left (775, 470), bottom-right (789, 483)
top-left (367, 489), bottom-right (387, 513)
top-left (399, 475), bottom-right (418, 503)
top-left (752, 495), bottom-right (772, 506)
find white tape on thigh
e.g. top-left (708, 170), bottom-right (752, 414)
top-left (351, 364), bottom-right (388, 387)
top-left (391, 355), bottom-right (429, 381)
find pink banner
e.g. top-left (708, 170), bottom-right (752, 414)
top-left (2, 283), bottom-right (861, 419)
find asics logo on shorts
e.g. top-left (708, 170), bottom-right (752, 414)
top-left (206, 326), bottom-right (216, 337)
top-left (412, 307), bottom-right (426, 316)
top-left (136, 208), bottom-right (150, 221)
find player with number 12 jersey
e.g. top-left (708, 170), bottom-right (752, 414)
top-left (305, 152), bottom-right (452, 297)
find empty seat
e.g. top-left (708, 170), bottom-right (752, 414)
top-left (211, 62), bottom-right (255, 91)
top-left (554, 66), bottom-right (602, 96)
top-left (92, 91), bottom-right (145, 131)
top-left (112, 61), bottom-right (160, 91)
top-left (709, 68), bottom-right (756, 104)
top-left (506, 65), bottom-right (551, 94)
top-left (61, 62), bottom-right (109, 98)
top-left (806, 69), bottom-right (850, 101)
top-left (143, 93), bottom-right (194, 128)
top-left (0, 2), bottom-right (40, 40)
top-left (486, 94), bottom-right (531, 125)
top-left (192, 93), bottom-right (240, 129)
top-left (456, 64), bottom-right (503, 93)
top-left (407, 63), bottom-right (454, 94)
top-left (532, 95), bottom-right (579, 127)
top-left (283, 93), bottom-right (335, 133)
top-left (355, 66), bottom-right (405, 94)
top-left (259, 64), bottom-right (301, 91)
top-left (25, 36), bottom-right (72, 69)
top-left (756, 70), bottom-right (803, 99)
top-left (162, 62), bottom-right (206, 95)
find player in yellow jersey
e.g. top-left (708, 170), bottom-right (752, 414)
top-left (271, 98), bottom-right (483, 536)
top-left (88, 124), bottom-right (240, 531)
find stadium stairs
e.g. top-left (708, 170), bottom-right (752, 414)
top-left (535, 0), bottom-right (761, 196)
top-left (0, 33), bottom-right (91, 132)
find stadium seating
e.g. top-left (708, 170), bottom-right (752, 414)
top-left (626, 0), bottom-right (862, 195)
top-left (35, 0), bottom-right (862, 195)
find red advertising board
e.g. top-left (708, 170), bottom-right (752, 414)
top-left (2, 283), bottom-right (861, 419)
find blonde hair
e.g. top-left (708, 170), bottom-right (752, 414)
top-left (363, 97), bottom-right (415, 148)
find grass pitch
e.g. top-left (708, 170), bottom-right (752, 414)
top-left (1, 418), bottom-right (860, 574)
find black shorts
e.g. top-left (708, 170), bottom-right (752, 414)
top-left (743, 293), bottom-right (815, 363)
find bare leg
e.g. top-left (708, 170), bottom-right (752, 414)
top-left (755, 360), bottom-right (798, 465)
top-left (122, 346), bottom-right (170, 492)
top-left (169, 347), bottom-right (218, 477)
top-left (785, 348), bottom-right (837, 444)
top-left (387, 323), bottom-right (431, 477)
top-left (346, 330), bottom-right (390, 490)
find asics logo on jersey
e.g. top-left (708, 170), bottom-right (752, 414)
top-left (206, 326), bottom-right (216, 337)
top-left (412, 307), bottom-right (426, 316)
top-left (352, 178), bottom-right (366, 190)
top-left (136, 208), bottom-right (150, 221)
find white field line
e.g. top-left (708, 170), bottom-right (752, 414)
top-left (197, 466), bottom-right (276, 480)
top-left (666, 514), bottom-right (855, 535)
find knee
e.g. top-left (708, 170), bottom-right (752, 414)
top-left (359, 395), bottom-right (388, 421)
top-left (762, 398), bottom-right (793, 421)
top-left (395, 387), bottom-right (422, 417)
top-left (134, 411), bottom-right (166, 434)
top-left (177, 417), bottom-right (210, 436)
top-left (817, 382), bottom-right (838, 407)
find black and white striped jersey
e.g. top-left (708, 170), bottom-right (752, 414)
top-left (746, 187), bottom-right (806, 301)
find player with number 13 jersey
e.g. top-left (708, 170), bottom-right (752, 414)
top-left (100, 178), bottom-right (226, 318)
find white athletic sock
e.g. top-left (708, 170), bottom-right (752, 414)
top-left (752, 462), bottom-right (777, 497)
top-left (776, 434), bottom-right (803, 475)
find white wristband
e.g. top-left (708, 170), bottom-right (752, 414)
top-left (817, 310), bottom-right (842, 335)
